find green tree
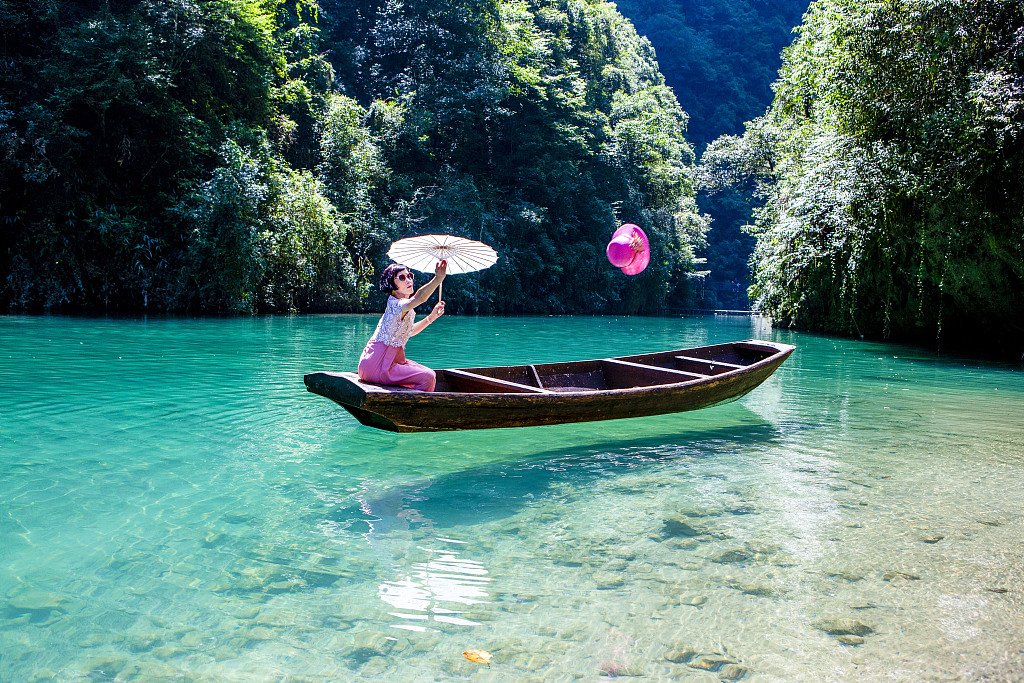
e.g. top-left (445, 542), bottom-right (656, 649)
top-left (614, 0), bottom-right (810, 309)
top-left (703, 0), bottom-right (1024, 354)
top-left (324, 0), bottom-right (709, 314)
top-left (1, 0), bottom-right (707, 316)
top-left (0, 0), bottom-right (355, 312)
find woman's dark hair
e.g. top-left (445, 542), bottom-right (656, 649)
top-left (379, 263), bottom-right (410, 292)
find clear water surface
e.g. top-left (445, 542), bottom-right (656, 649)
top-left (1, 313), bottom-right (1022, 682)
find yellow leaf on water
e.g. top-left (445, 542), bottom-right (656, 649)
top-left (463, 649), bottom-right (492, 666)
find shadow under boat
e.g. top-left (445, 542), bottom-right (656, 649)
top-left (325, 417), bottom-right (786, 533)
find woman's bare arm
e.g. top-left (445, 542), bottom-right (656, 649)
top-left (410, 301), bottom-right (445, 337)
top-left (400, 261), bottom-right (447, 316)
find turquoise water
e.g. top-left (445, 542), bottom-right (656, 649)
top-left (1, 313), bottom-right (1023, 682)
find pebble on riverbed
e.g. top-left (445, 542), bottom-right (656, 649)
top-left (660, 517), bottom-right (706, 538)
top-left (724, 580), bottom-right (780, 598)
top-left (7, 590), bottom-right (64, 612)
top-left (676, 594), bottom-right (708, 607)
top-left (593, 571), bottom-right (627, 589)
top-left (710, 549), bottom-right (753, 564)
top-left (813, 618), bottom-right (875, 637)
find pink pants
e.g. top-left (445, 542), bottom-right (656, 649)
top-left (357, 341), bottom-right (436, 392)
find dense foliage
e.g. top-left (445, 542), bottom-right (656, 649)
top-left (0, 0), bottom-right (708, 314)
top-left (0, 0), bottom-right (357, 313)
top-left (323, 0), bottom-right (711, 314)
top-left (615, 0), bottom-right (810, 308)
top-left (702, 0), bottom-right (1024, 352)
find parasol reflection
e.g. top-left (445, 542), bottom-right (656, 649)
top-left (379, 538), bottom-right (492, 631)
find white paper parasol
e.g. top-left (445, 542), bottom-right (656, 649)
top-left (387, 234), bottom-right (498, 301)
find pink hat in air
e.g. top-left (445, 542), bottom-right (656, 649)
top-left (605, 224), bottom-right (650, 275)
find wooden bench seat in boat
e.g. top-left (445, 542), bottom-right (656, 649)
top-left (440, 369), bottom-right (552, 393)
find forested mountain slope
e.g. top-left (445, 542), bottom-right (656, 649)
top-left (0, 0), bottom-right (707, 314)
top-left (702, 0), bottom-right (1024, 355)
top-left (616, 0), bottom-right (811, 308)
top-left (614, 0), bottom-right (810, 150)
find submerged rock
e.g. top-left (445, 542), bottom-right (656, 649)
top-left (664, 648), bottom-right (698, 663)
top-left (711, 550), bottom-right (753, 564)
top-left (549, 549), bottom-right (586, 567)
top-left (179, 631), bottom-right (206, 648)
top-left (720, 663), bottom-right (749, 679)
top-left (246, 626), bottom-right (277, 641)
top-left (603, 558), bottom-right (629, 572)
top-left (599, 660), bottom-right (644, 676)
top-left (813, 618), bottom-right (875, 637)
top-left (151, 645), bottom-right (187, 659)
top-left (351, 631), bottom-right (395, 655)
top-left (300, 569), bottom-right (345, 588)
top-left (134, 661), bottom-right (180, 679)
top-left (664, 538), bottom-right (700, 550)
top-left (410, 632), bottom-right (442, 652)
top-left (127, 632), bottom-right (163, 652)
top-left (266, 578), bottom-right (306, 594)
top-left (661, 518), bottom-right (703, 538)
top-left (77, 634), bottom-right (108, 648)
top-left (84, 655), bottom-right (129, 678)
top-left (837, 635), bottom-right (865, 646)
top-left (230, 605), bottom-right (261, 620)
top-left (678, 507), bottom-right (724, 518)
top-left (593, 571), bottom-right (626, 589)
top-left (688, 654), bottom-right (738, 671)
top-left (677, 594), bottom-right (707, 607)
top-left (769, 554), bottom-right (799, 567)
top-left (8, 591), bottom-right (63, 613)
top-left (734, 584), bottom-right (778, 598)
top-left (202, 531), bottom-right (227, 547)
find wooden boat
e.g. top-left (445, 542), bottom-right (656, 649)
top-left (304, 339), bottom-right (794, 433)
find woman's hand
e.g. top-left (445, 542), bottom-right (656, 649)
top-left (434, 259), bottom-right (448, 280)
top-left (429, 300), bottom-right (445, 322)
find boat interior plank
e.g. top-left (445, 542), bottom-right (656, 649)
top-left (442, 369), bottom-right (552, 394)
top-left (605, 358), bottom-right (706, 379)
top-left (601, 359), bottom-right (705, 386)
top-left (674, 355), bottom-right (745, 371)
top-left (529, 365), bottom-right (544, 388)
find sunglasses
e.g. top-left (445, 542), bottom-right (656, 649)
top-left (396, 272), bottom-right (414, 283)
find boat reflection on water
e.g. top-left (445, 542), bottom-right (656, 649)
top-left (355, 481), bottom-right (492, 632)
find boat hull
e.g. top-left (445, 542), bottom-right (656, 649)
top-left (304, 340), bottom-right (794, 433)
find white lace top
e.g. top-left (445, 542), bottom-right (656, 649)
top-left (369, 296), bottom-right (416, 348)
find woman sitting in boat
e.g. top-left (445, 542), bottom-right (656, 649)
top-left (357, 261), bottom-right (447, 391)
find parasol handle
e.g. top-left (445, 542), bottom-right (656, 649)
top-left (438, 260), bottom-right (445, 304)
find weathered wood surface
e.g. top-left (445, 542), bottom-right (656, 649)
top-left (303, 339), bottom-right (794, 432)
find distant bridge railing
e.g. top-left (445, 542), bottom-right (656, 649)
top-left (660, 308), bottom-right (761, 317)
